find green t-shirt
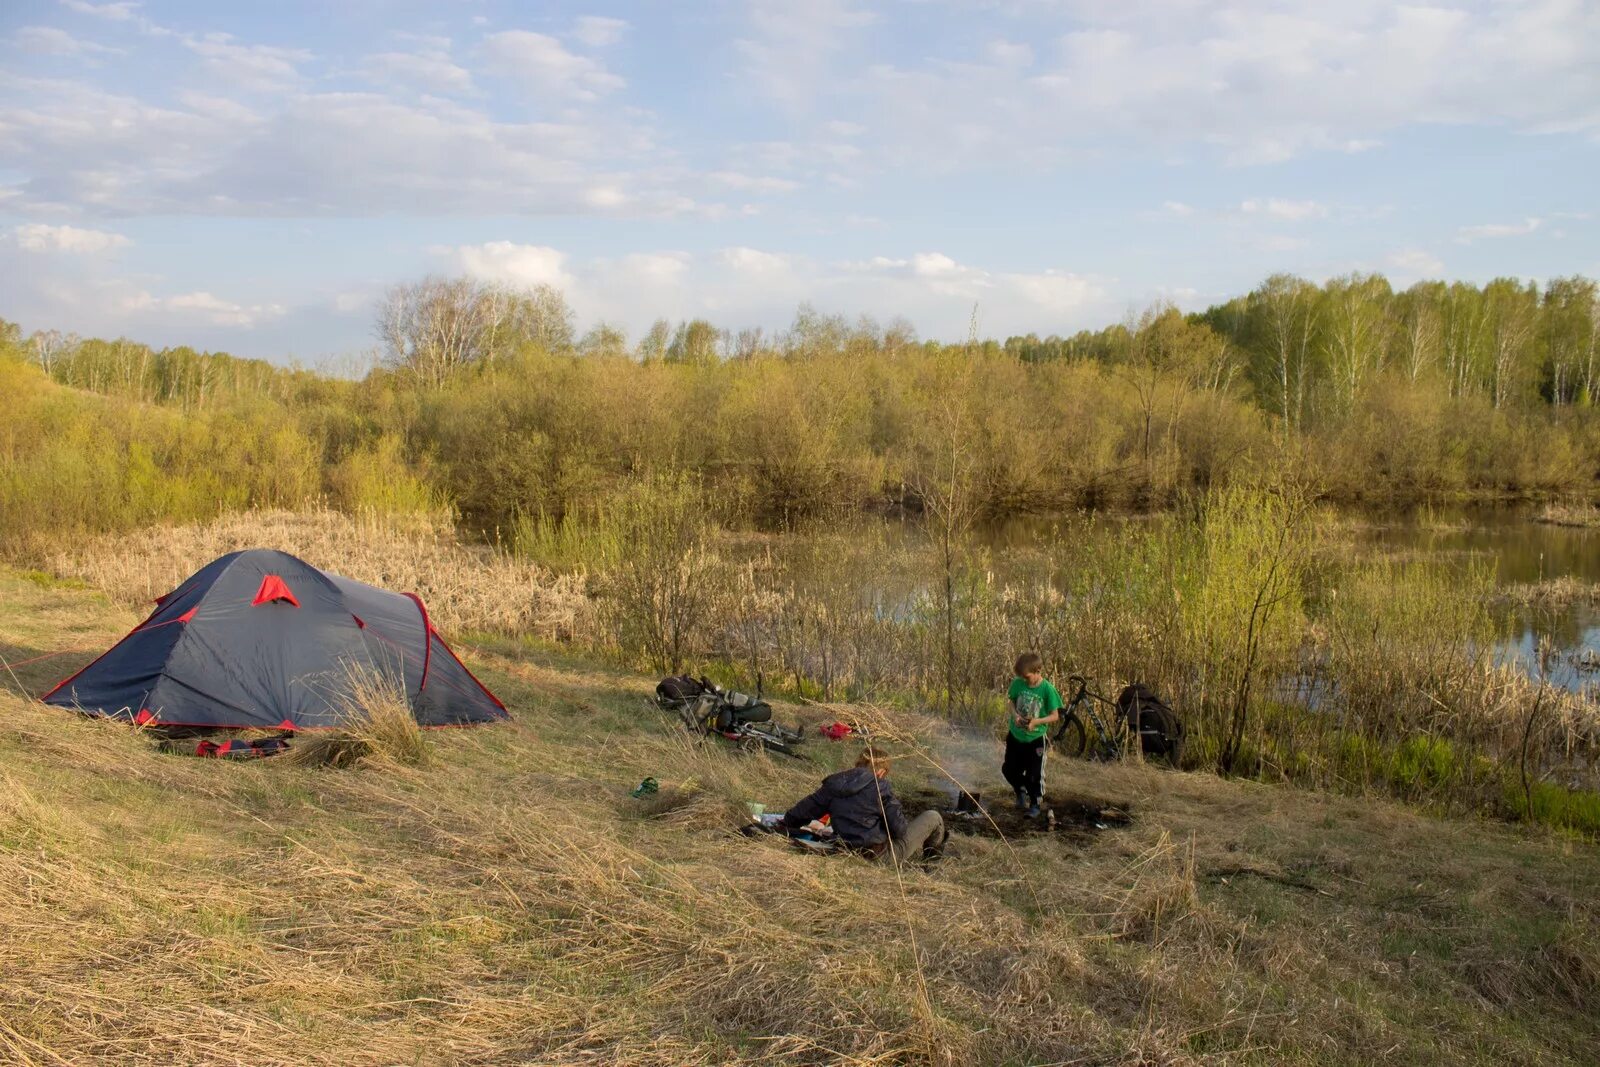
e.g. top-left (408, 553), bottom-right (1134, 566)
top-left (1006, 677), bottom-right (1063, 742)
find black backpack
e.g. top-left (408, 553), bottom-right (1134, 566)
top-left (655, 675), bottom-right (707, 708)
top-left (1116, 683), bottom-right (1184, 765)
top-left (712, 687), bottom-right (772, 729)
top-left (656, 674), bottom-right (774, 731)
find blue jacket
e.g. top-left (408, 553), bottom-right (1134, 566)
top-left (782, 766), bottom-right (909, 847)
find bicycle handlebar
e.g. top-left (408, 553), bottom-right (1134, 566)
top-left (1064, 674), bottom-right (1118, 710)
top-left (1067, 674), bottom-right (1089, 707)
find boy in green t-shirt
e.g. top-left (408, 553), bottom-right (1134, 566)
top-left (1003, 651), bottom-right (1062, 818)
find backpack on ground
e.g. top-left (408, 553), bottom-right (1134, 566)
top-left (654, 675), bottom-right (772, 730)
top-left (655, 675), bottom-right (707, 708)
top-left (1115, 683), bottom-right (1184, 765)
top-left (712, 687), bottom-right (772, 729)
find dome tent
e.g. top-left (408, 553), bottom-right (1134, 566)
top-left (43, 549), bottom-right (507, 729)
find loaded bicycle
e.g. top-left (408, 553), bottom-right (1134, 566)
top-left (1051, 675), bottom-right (1184, 767)
top-left (654, 674), bottom-right (805, 758)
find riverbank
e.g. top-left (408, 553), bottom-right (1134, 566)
top-left (25, 503), bottom-right (1600, 834)
top-left (1538, 503), bottom-right (1600, 529)
top-left (3, 570), bottom-right (1598, 1064)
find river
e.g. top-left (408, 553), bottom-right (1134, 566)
top-left (1351, 506), bottom-right (1600, 693)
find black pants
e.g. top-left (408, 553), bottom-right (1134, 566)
top-left (1002, 733), bottom-right (1047, 802)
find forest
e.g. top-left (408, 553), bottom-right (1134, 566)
top-left (5, 270), bottom-right (1598, 549)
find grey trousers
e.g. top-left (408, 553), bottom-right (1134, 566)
top-left (888, 810), bottom-right (948, 864)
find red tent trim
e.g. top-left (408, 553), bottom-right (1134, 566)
top-left (40, 602), bottom-right (164, 702)
top-left (404, 593), bottom-right (433, 691)
top-left (252, 575), bottom-right (300, 607)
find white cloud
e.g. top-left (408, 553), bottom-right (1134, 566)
top-left (12, 223), bottom-right (130, 254)
top-left (1241, 198), bottom-right (1328, 221)
top-left (449, 241), bottom-right (574, 289)
top-left (182, 34), bottom-right (312, 91)
top-left (362, 49), bottom-right (474, 95)
top-left (1254, 235), bottom-right (1309, 253)
top-left (122, 289), bottom-right (288, 327)
top-left (613, 251), bottom-right (692, 285)
top-left (572, 17), bottom-right (628, 48)
top-left (1456, 217), bottom-right (1543, 243)
top-left (0, 80), bottom-right (680, 217)
top-left (57, 0), bottom-right (139, 20)
top-left (910, 252), bottom-right (961, 277)
top-left (707, 171), bottom-right (800, 194)
top-left (333, 290), bottom-right (371, 313)
top-left (481, 31), bottom-right (625, 100)
top-left (429, 241), bottom-right (1110, 343)
top-left (818, 1), bottom-right (1600, 168)
top-left (1005, 269), bottom-right (1100, 312)
top-left (720, 247), bottom-right (794, 274)
top-left (120, 289), bottom-right (284, 327)
top-left (836, 249), bottom-right (1105, 322)
top-left (736, 0), bottom-right (877, 112)
top-left (15, 26), bottom-right (123, 56)
top-left (984, 39), bottom-right (1035, 69)
top-left (172, 90), bottom-right (259, 124)
top-left (1160, 200), bottom-right (1194, 216)
top-left (1387, 248), bottom-right (1445, 277)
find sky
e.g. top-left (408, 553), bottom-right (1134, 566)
top-left (1, 0), bottom-right (1597, 364)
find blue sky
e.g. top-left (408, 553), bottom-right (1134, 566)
top-left (1, 0), bottom-right (1596, 363)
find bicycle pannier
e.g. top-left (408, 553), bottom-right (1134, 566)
top-left (1116, 683), bottom-right (1184, 764)
top-left (655, 675), bottom-right (706, 708)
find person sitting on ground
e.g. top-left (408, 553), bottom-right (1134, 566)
top-left (781, 746), bottom-right (946, 863)
top-left (1003, 651), bottom-right (1063, 818)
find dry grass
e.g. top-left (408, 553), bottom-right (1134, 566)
top-left (6, 567), bottom-right (1600, 1064)
top-left (38, 506), bottom-right (595, 641)
top-left (1537, 503), bottom-right (1600, 528)
top-left (1498, 575), bottom-right (1600, 608)
top-left (285, 660), bottom-right (429, 770)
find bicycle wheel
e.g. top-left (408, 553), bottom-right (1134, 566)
top-left (745, 727), bottom-right (804, 759)
top-left (1053, 714), bottom-right (1089, 758)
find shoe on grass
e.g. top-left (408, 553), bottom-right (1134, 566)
top-left (1027, 802), bottom-right (1041, 818)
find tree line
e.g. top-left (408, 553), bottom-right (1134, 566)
top-left (4, 269), bottom-right (1598, 545)
top-left (373, 271), bottom-right (1598, 419)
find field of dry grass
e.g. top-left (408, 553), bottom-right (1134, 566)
top-left (39, 507), bottom-right (595, 641)
top-left (3, 570), bottom-right (1599, 1065)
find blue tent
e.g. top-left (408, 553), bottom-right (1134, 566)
top-left (44, 549), bottom-right (507, 729)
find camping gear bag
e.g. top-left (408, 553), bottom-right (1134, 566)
top-left (655, 675), bottom-right (772, 729)
top-left (712, 688), bottom-right (772, 729)
top-left (655, 675), bottom-right (706, 708)
top-left (1115, 683), bottom-right (1184, 763)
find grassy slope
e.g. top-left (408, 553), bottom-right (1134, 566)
top-left (2, 571), bottom-right (1597, 1067)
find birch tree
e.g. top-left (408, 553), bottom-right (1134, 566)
top-left (1246, 274), bottom-right (1319, 431)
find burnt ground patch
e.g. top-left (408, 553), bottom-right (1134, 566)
top-left (902, 785), bottom-right (1133, 844)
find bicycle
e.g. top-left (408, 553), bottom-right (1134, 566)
top-left (1050, 674), bottom-right (1184, 766)
top-left (657, 676), bottom-right (806, 759)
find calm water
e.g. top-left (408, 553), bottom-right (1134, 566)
top-left (1353, 507), bottom-right (1600, 693)
top-left (758, 506), bottom-right (1600, 694)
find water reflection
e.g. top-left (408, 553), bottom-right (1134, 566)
top-left (1354, 506), bottom-right (1600, 693)
top-left (752, 506), bottom-right (1599, 695)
